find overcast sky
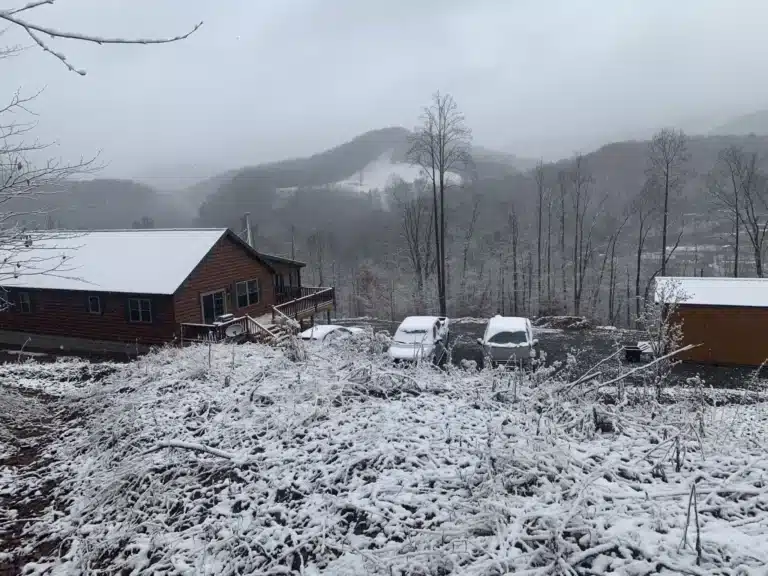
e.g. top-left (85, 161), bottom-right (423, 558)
top-left (3, 0), bottom-right (768, 188)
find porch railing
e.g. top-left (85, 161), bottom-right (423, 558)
top-left (272, 287), bottom-right (335, 323)
top-left (275, 285), bottom-right (330, 305)
top-left (180, 315), bottom-right (276, 345)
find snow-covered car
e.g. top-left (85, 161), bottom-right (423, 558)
top-left (477, 315), bottom-right (539, 368)
top-left (388, 316), bottom-right (450, 364)
top-left (299, 325), bottom-right (364, 344)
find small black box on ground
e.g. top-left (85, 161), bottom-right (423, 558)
top-left (624, 346), bottom-right (642, 363)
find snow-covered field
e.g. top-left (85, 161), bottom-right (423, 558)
top-left (2, 338), bottom-right (768, 575)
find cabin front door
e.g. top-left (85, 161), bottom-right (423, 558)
top-left (201, 290), bottom-right (226, 324)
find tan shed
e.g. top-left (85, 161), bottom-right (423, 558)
top-left (656, 276), bottom-right (768, 366)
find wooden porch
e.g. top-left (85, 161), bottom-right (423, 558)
top-left (179, 314), bottom-right (278, 345)
top-left (180, 286), bottom-right (335, 345)
top-left (272, 286), bottom-right (335, 323)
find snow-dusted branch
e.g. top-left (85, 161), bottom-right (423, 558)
top-left (0, 2), bottom-right (202, 75)
top-left (5, 340), bottom-right (768, 574)
top-left (142, 439), bottom-right (239, 461)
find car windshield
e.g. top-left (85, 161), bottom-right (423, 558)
top-left (488, 331), bottom-right (528, 345)
top-left (393, 328), bottom-right (431, 345)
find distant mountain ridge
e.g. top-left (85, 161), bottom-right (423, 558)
top-left (710, 109), bottom-right (768, 136)
top-left (195, 127), bottom-right (537, 228)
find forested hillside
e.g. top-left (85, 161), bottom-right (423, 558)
top-left (15, 126), bottom-right (768, 326)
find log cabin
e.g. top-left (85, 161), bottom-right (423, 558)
top-left (0, 228), bottom-right (334, 356)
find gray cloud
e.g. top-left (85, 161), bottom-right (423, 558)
top-left (2, 0), bottom-right (768, 187)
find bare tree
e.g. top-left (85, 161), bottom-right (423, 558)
top-left (408, 91), bottom-right (472, 316)
top-left (708, 147), bottom-right (768, 278)
top-left (546, 192), bottom-right (553, 311)
top-left (630, 180), bottom-right (659, 325)
top-left (707, 146), bottom-right (750, 277)
top-left (534, 160), bottom-right (545, 313)
top-left (557, 170), bottom-right (568, 308)
top-left (590, 212), bottom-right (629, 319)
top-left (736, 155), bottom-right (768, 277)
top-left (607, 215), bottom-right (628, 325)
top-left (647, 128), bottom-right (689, 277)
top-left (391, 179), bottom-right (434, 307)
top-left (625, 265), bottom-right (631, 327)
top-left (567, 155), bottom-right (599, 316)
top-left (459, 192), bottom-right (481, 289)
top-left (508, 207), bottom-right (520, 315)
top-left (306, 231), bottom-right (334, 286)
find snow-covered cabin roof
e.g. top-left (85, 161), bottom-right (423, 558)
top-left (655, 276), bottom-right (768, 308)
top-left (0, 229), bottom-right (244, 295)
top-left (485, 315), bottom-right (528, 338)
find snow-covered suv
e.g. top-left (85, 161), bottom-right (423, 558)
top-left (388, 316), bottom-right (450, 364)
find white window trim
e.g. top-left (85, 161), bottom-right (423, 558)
top-left (88, 295), bottom-right (101, 315)
top-left (18, 292), bottom-right (31, 313)
top-left (200, 289), bottom-right (227, 323)
top-left (236, 278), bottom-right (260, 308)
top-left (128, 297), bottom-right (152, 323)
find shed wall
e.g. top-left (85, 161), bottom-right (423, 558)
top-left (673, 305), bottom-right (768, 366)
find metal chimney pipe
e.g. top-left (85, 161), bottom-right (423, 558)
top-left (244, 212), bottom-right (253, 247)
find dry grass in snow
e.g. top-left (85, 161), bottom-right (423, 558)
top-left (1, 338), bottom-right (768, 575)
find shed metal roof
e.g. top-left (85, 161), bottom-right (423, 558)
top-left (0, 229), bottom-right (230, 295)
top-left (655, 276), bottom-right (768, 308)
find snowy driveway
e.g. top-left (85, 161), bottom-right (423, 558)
top-left (337, 318), bottom-right (766, 388)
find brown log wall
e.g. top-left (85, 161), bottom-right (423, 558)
top-left (673, 305), bottom-right (768, 366)
top-left (174, 234), bottom-right (276, 323)
top-left (0, 289), bottom-right (175, 346)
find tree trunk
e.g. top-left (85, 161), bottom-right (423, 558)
top-left (661, 169), bottom-right (670, 276)
top-left (608, 241), bottom-right (617, 324)
top-left (439, 173), bottom-right (447, 316)
top-left (625, 265), bottom-right (631, 328)
top-left (734, 194), bottom-right (739, 278)
top-left (527, 252), bottom-right (534, 316)
top-left (512, 235), bottom-right (519, 315)
top-left (537, 182), bottom-right (543, 314)
top-left (546, 197), bottom-right (553, 310)
top-left (635, 222), bottom-right (644, 328)
top-left (560, 192), bottom-right (567, 308)
top-left (754, 244), bottom-right (763, 278)
top-left (572, 198), bottom-right (581, 316)
top-left (430, 172), bottom-right (442, 315)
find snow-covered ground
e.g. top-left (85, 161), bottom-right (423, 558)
top-left (2, 339), bottom-right (768, 575)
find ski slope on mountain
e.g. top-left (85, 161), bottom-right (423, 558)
top-left (332, 151), bottom-right (462, 194)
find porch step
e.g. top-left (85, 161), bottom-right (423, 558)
top-left (259, 323), bottom-right (294, 346)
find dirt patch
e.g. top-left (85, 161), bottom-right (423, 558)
top-left (0, 390), bottom-right (67, 574)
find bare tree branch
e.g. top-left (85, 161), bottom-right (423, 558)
top-left (0, 2), bottom-right (202, 75)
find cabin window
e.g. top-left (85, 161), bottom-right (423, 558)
top-left (128, 298), bottom-right (152, 323)
top-left (88, 295), bottom-right (101, 315)
top-left (236, 279), bottom-right (260, 307)
top-left (18, 292), bottom-right (31, 314)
